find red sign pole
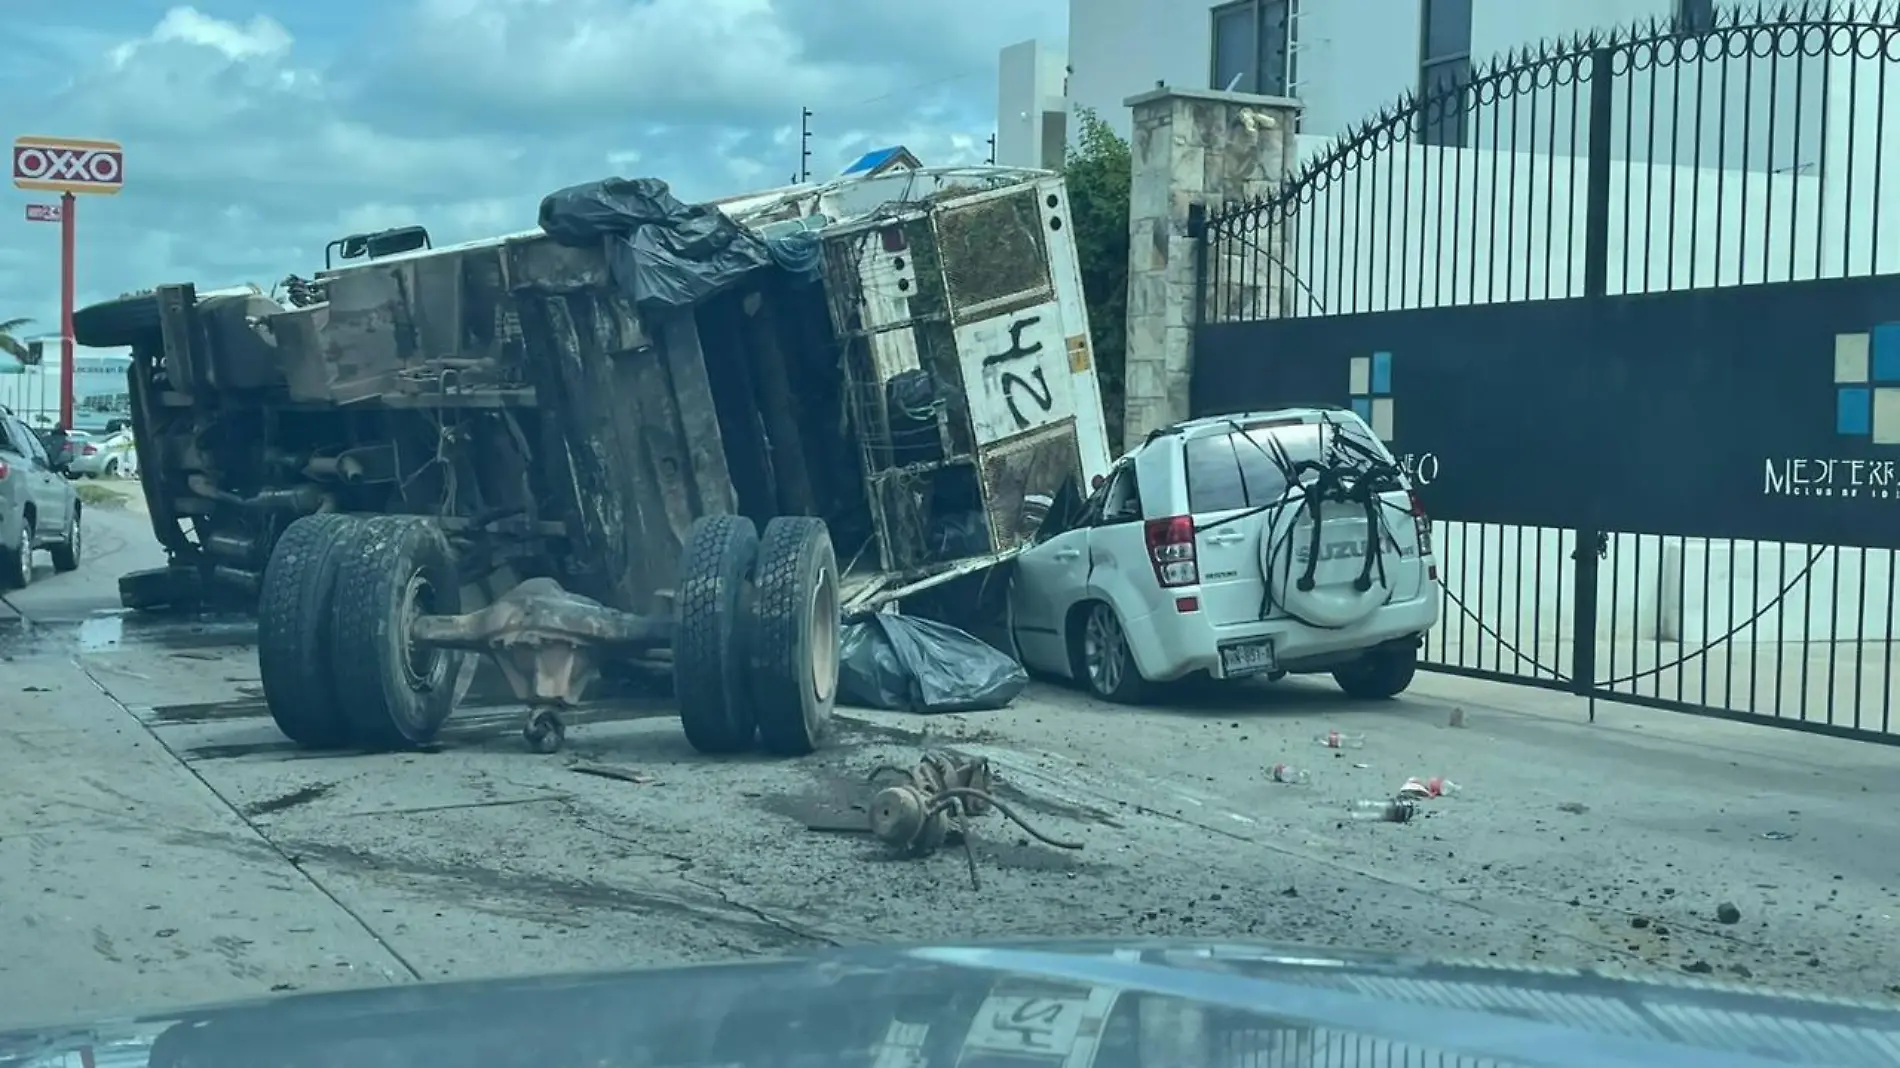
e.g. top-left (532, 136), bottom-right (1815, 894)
top-left (12, 135), bottom-right (125, 429)
top-left (58, 190), bottom-right (75, 429)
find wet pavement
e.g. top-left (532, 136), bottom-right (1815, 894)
top-left (3, 502), bottom-right (1897, 1030)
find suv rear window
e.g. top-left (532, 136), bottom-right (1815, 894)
top-left (1184, 418), bottom-right (1388, 513)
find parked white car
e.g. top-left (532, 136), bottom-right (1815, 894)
top-left (1008, 408), bottom-right (1439, 703)
top-left (67, 429), bottom-right (136, 478)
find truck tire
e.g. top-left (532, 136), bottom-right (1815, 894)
top-left (674, 515), bottom-right (762, 754)
top-left (73, 292), bottom-right (161, 349)
top-left (49, 504), bottom-right (79, 573)
top-left (748, 517), bottom-right (840, 757)
top-left (330, 518), bottom-right (465, 750)
top-left (258, 513), bottom-right (361, 748)
top-left (0, 514), bottom-right (31, 590)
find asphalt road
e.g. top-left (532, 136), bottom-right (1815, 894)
top-left (2, 496), bottom-right (1896, 1031)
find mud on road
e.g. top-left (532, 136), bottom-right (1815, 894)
top-left (3, 506), bottom-right (1897, 1029)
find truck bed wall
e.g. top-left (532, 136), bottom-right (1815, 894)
top-left (294, 235), bottom-right (857, 619)
top-left (292, 237), bottom-right (749, 617)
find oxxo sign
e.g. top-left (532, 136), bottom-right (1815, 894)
top-left (12, 136), bottom-right (125, 194)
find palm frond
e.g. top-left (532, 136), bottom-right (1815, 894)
top-left (0, 317), bottom-right (33, 360)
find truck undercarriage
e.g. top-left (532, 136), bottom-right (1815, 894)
top-left (77, 168), bottom-right (1110, 757)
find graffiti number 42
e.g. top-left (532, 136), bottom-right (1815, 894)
top-left (1001, 368), bottom-right (1054, 429)
top-left (982, 314), bottom-right (1057, 430)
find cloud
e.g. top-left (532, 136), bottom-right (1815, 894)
top-left (0, 0), bottom-right (1063, 347)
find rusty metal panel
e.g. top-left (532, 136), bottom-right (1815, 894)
top-left (306, 266), bottom-right (413, 403)
top-left (268, 304), bottom-right (331, 402)
top-left (933, 189), bottom-right (1053, 324)
top-left (507, 250), bottom-right (735, 617)
top-left (978, 421), bottom-right (1079, 553)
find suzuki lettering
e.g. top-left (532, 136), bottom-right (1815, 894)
top-left (1295, 538), bottom-right (1414, 564)
top-left (12, 137), bottom-right (125, 194)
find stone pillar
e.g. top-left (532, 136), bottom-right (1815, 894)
top-left (1121, 87), bottom-right (1301, 452)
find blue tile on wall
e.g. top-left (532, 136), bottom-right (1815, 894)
top-left (1872, 323), bottom-right (1900, 383)
top-left (1838, 386), bottom-right (1872, 435)
top-left (1351, 397), bottom-right (1374, 423)
top-left (1370, 351), bottom-right (1392, 394)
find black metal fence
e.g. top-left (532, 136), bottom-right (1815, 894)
top-left (1191, 2), bottom-right (1900, 742)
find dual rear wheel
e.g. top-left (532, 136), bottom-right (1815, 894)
top-left (673, 514), bottom-right (839, 757)
top-left (257, 514), bottom-right (463, 751)
top-left (256, 510), bottom-right (842, 758)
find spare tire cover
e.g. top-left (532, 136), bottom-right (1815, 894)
top-left (1262, 496), bottom-right (1394, 628)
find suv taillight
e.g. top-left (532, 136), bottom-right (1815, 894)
top-left (1409, 490), bottom-right (1437, 581)
top-left (1144, 515), bottom-right (1199, 588)
top-left (0, 459), bottom-right (9, 480)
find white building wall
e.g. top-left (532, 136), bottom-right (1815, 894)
top-left (997, 40), bottom-right (1072, 170)
top-left (0, 340), bottom-right (132, 430)
top-left (1069, 0), bottom-right (1683, 141)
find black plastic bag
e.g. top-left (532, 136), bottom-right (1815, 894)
top-left (838, 614), bottom-right (1028, 714)
top-left (536, 176), bottom-right (774, 310)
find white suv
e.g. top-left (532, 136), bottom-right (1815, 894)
top-left (1008, 408), bottom-right (1439, 703)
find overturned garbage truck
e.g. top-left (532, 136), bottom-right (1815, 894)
top-left (74, 166), bottom-right (1113, 756)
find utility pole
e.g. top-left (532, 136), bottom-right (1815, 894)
top-left (986, 133), bottom-right (996, 165)
top-left (798, 107), bottom-right (813, 183)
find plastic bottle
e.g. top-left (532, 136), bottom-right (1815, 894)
top-left (1269, 763), bottom-right (1311, 784)
top-left (1349, 799), bottom-right (1417, 823)
top-left (1316, 730), bottom-right (1367, 750)
top-left (1399, 776), bottom-right (1462, 799)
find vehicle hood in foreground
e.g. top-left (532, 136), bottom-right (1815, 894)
top-left (2, 939), bottom-right (1895, 1068)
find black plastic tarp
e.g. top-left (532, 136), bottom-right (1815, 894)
top-left (838, 614), bottom-right (1028, 714)
top-left (537, 177), bottom-right (774, 310)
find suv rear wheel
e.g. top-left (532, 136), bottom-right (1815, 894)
top-left (1, 516), bottom-right (30, 590)
top-left (1333, 640), bottom-right (1419, 699)
top-left (49, 506), bottom-right (80, 573)
top-left (1076, 601), bottom-right (1149, 704)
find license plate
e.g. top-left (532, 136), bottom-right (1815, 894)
top-left (1219, 640), bottom-right (1277, 677)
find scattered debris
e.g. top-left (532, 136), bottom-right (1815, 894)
top-left (1715, 902), bottom-right (1742, 925)
top-left (864, 751), bottom-right (1083, 889)
top-left (1269, 763), bottom-right (1311, 784)
top-left (1447, 706), bottom-right (1466, 728)
top-left (21, 685), bottom-right (47, 693)
top-left (1317, 730), bottom-right (1367, 750)
top-left (1398, 776), bottom-right (1461, 799)
top-left (1682, 959), bottom-right (1714, 974)
top-left (1760, 830), bottom-right (1795, 841)
top-left (1557, 801), bottom-right (1589, 814)
top-left (1350, 799), bottom-right (1418, 823)
top-left (570, 764), bottom-right (657, 786)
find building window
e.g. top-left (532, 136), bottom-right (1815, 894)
top-left (1676, 0), bottom-right (1716, 33)
top-left (1417, 0), bottom-right (1472, 147)
top-left (1210, 0), bottom-right (1296, 98)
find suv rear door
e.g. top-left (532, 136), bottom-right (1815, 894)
top-left (1185, 416), bottom-right (1424, 629)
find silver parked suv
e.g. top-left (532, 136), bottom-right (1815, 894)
top-left (0, 411), bottom-right (81, 589)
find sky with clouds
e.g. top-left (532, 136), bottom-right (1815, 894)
top-left (0, 0), bottom-right (1066, 345)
